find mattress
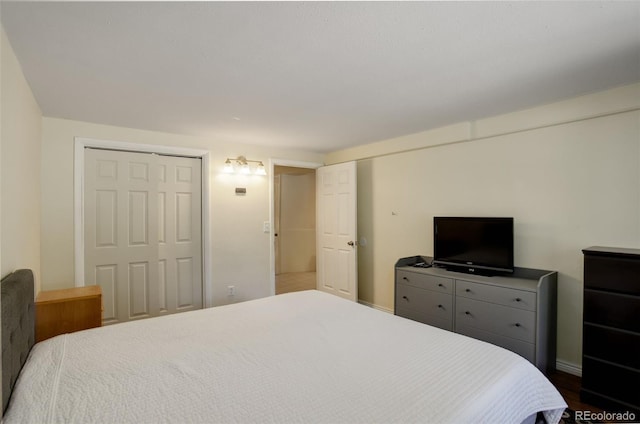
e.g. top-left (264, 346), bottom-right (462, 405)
top-left (4, 290), bottom-right (566, 423)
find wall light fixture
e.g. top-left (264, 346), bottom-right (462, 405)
top-left (223, 156), bottom-right (267, 175)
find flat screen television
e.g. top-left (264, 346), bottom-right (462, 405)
top-left (433, 217), bottom-right (514, 275)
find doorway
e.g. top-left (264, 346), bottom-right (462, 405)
top-left (273, 165), bottom-right (317, 295)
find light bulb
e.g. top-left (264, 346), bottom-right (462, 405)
top-left (255, 162), bottom-right (267, 175)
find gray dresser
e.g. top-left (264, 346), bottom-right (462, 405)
top-left (395, 256), bottom-right (558, 373)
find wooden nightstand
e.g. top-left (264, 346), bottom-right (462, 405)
top-left (35, 285), bottom-right (102, 342)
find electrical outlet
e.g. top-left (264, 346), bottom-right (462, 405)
top-left (227, 285), bottom-right (235, 296)
top-left (263, 221), bottom-right (270, 233)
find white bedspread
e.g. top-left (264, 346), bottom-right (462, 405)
top-left (5, 290), bottom-right (566, 423)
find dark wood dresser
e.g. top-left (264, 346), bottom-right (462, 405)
top-left (581, 246), bottom-right (640, 414)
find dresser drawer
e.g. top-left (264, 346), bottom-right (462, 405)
top-left (456, 280), bottom-right (536, 311)
top-left (584, 323), bottom-right (640, 369)
top-left (456, 297), bottom-right (535, 343)
top-left (582, 357), bottom-right (640, 407)
top-left (396, 270), bottom-right (453, 294)
top-left (584, 290), bottom-right (640, 333)
top-left (457, 324), bottom-right (535, 362)
top-left (396, 283), bottom-right (453, 320)
top-left (584, 254), bottom-right (640, 295)
top-left (396, 307), bottom-right (452, 331)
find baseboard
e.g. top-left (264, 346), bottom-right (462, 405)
top-left (358, 299), bottom-right (393, 314)
top-left (556, 359), bottom-right (582, 377)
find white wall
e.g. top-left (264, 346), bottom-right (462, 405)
top-left (1, 26), bottom-right (43, 415)
top-left (40, 117), bottom-right (324, 306)
top-left (1, 28), bottom-right (42, 288)
top-left (327, 83), bottom-right (640, 370)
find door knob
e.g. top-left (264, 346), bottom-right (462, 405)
top-left (347, 241), bottom-right (355, 246)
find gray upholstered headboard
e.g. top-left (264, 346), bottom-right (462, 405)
top-left (1, 269), bottom-right (35, 413)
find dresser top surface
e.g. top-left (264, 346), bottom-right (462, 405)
top-left (583, 246), bottom-right (640, 258)
top-left (36, 285), bottom-right (102, 304)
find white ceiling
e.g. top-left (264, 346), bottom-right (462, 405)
top-left (1, 2), bottom-right (639, 153)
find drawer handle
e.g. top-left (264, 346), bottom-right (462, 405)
top-left (437, 304), bottom-right (443, 309)
top-left (515, 298), bottom-right (522, 302)
top-left (465, 288), bottom-right (471, 293)
top-left (465, 311), bottom-right (471, 315)
top-left (402, 296), bottom-right (409, 302)
top-left (403, 277), bottom-right (409, 281)
top-left (515, 323), bottom-right (521, 327)
top-left (438, 283), bottom-right (444, 287)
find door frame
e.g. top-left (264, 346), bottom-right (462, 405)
top-left (73, 137), bottom-right (213, 307)
top-left (268, 158), bottom-right (323, 296)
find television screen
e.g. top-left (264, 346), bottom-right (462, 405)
top-left (433, 217), bottom-right (514, 274)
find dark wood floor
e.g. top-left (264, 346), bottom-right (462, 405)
top-left (547, 370), bottom-right (602, 413)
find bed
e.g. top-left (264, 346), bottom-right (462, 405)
top-left (2, 269), bottom-right (566, 423)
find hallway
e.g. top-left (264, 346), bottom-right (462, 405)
top-left (276, 272), bottom-right (316, 295)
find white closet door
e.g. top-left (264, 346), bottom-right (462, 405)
top-left (84, 148), bottom-right (202, 324)
top-left (157, 154), bottom-right (202, 314)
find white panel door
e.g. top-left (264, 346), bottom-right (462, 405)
top-left (157, 155), bottom-right (202, 314)
top-left (316, 162), bottom-right (357, 301)
top-left (84, 148), bottom-right (202, 324)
